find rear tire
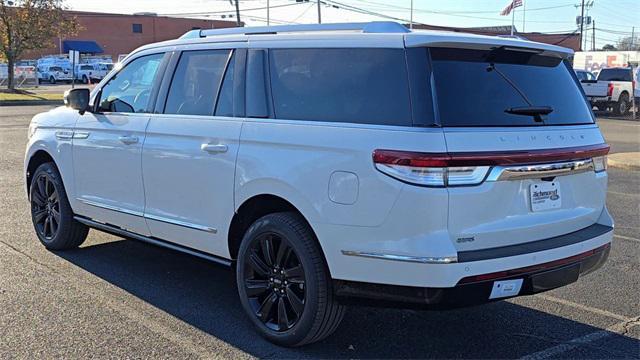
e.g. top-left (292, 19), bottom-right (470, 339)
top-left (614, 93), bottom-right (629, 115)
top-left (236, 212), bottom-right (345, 346)
top-left (29, 162), bottom-right (88, 250)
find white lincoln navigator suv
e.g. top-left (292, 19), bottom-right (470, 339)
top-left (25, 22), bottom-right (613, 346)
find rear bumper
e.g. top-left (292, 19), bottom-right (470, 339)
top-left (334, 242), bottom-right (610, 310)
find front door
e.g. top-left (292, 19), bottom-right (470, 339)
top-left (72, 53), bottom-right (165, 236)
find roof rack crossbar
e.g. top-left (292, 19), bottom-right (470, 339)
top-left (179, 21), bottom-right (409, 39)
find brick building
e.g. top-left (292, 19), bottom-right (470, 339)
top-left (24, 10), bottom-right (239, 60)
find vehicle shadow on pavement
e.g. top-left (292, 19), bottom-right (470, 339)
top-left (57, 237), bottom-right (639, 359)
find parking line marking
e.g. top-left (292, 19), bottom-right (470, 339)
top-left (608, 190), bottom-right (640, 197)
top-left (519, 316), bottom-right (640, 360)
top-left (614, 234), bottom-right (640, 243)
top-left (537, 294), bottom-right (631, 322)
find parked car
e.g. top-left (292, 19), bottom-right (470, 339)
top-left (37, 65), bottom-right (73, 84)
top-left (580, 67), bottom-right (635, 115)
top-left (574, 69), bottom-right (596, 81)
top-left (25, 22), bottom-right (613, 346)
top-left (75, 63), bottom-right (113, 83)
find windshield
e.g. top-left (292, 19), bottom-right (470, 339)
top-left (428, 47), bottom-right (594, 127)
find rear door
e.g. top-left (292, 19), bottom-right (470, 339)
top-left (426, 46), bottom-right (609, 252)
top-left (141, 46), bottom-right (245, 256)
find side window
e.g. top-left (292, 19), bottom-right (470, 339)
top-left (215, 52), bottom-right (235, 117)
top-left (268, 48), bottom-right (412, 126)
top-left (98, 53), bottom-right (163, 113)
top-left (164, 49), bottom-right (230, 116)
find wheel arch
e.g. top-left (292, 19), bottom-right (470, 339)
top-left (26, 149), bottom-right (56, 196)
top-left (228, 194), bottom-right (327, 266)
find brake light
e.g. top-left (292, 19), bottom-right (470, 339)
top-left (607, 82), bottom-right (614, 97)
top-left (373, 144), bottom-right (610, 187)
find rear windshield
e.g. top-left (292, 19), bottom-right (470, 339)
top-left (597, 68), bottom-right (632, 82)
top-left (427, 47), bottom-right (594, 127)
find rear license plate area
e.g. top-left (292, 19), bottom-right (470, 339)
top-left (530, 181), bottom-right (561, 212)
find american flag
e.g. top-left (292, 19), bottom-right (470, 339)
top-left (500, 0), bottom-right (523, 16)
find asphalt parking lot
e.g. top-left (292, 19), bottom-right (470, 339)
top-left (0, 105), bottom-right (638, 359)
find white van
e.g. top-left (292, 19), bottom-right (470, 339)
top-left (25, 22), bottom-right (613, 346)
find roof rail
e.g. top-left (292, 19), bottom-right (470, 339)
top-left (179, 21), bottom-right (409, 39)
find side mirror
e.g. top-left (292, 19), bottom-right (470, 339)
top-left (63, 88), bottom-right (90, 115)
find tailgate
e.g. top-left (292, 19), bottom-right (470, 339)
top-left (444, 126), bottom-right (608, 252)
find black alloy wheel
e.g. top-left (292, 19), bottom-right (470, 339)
top-left (243, 231), bottom-right (306, 332)
top-left (31, 173), bottom-right (61, 241)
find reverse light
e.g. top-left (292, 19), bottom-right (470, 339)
top-left (593, 156), bottom-right (607, 172)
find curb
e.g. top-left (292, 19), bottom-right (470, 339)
top-left (0, 100), bottom-right (63, 106)
top-left (608, 153), bottom-right (640, 171)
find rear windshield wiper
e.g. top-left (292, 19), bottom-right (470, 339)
top-left (486, 63), bottom-right (553, 122)
top-left (505, 106), bottom-right (554, 117)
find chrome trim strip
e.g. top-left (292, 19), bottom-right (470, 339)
top-left (77, 198), bottom-right (144, 217)
top-left (486, 159), bottom-right (594, 182)
top-left (73, 131), bottom-right (90, 139)
top-left (74, 216), bottom-right (231, 267)
top-left (144, 213), bottom-right (218, 234)
top-left (341, 250), bottom-right (457, 264)
top-left (78, 198), bottom-right (217, 234)
top-left (55, 130), bottom-right (74, 140)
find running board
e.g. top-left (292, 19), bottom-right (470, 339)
top-left (73, 216), bottom-right (232, 267)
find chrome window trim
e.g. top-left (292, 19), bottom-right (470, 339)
top-left (486, 159), bottom-right (595, 182)
top-left (341, 250), bottom-right (457, 264)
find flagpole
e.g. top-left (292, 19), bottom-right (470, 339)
top-left (511, 7), bottom-right (515, 36)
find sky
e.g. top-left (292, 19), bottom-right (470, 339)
top-left (65, 0), bottom-right (639, 49)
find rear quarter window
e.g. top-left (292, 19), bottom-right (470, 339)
top-left (428, 47), bottom-right (594, 127)
top-left (268, 48), bottom-right (412, 126)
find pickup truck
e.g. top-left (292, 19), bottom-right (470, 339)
top-left (580, 67), bottom-right (635, 115)
top-left (74, 63), bottom-right (114, 84)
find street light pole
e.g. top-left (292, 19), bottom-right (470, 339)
top-left (579, 0), bottom-right (585, 51)
top-left (317, 0), bottom-right (322, 24)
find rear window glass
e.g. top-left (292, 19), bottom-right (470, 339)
top-left (597, 68), bottom-right (632, 82)
top-left (269, 48), bottom-right (411, 126)
top-left (429, 47), bottom-right (594, 127)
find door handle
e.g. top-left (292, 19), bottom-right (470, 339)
top-left (118, 135), bottom-right (139, 145)
top-left (201, 143), bottom-right (228, 154)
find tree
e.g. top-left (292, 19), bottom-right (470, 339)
top-left (0, 0), bottom-right (79, 90)
top-left (602, 44), bottom-right (617, 51)
top-left (616, 35), bottom-right (640, 51)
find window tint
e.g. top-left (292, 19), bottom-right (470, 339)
top-left (269, 48), bottom-right (411, 126)
top-left (164, 50), bottom-right (230, 116)
top-left (429, 48), bottom-right (594, 126)
top-left (215, 53), bottom-right (235, 117)
top-left (597, 68), bottom-right (632, 82)
top-left (98, 53), bottom-right (163, 113)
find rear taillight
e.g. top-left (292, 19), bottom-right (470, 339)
top-left (373, 144), bottom-right (610, 187)
top-left (607, 82), bottom-right (614, 97)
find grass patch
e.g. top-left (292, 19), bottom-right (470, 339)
top-left (0, 92), bottom-right (63, 101)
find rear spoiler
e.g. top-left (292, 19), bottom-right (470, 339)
top-left (404, 33), bottom-right (573, 59)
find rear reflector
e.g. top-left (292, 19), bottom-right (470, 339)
top-left (373, 144), bottom-right (610, 187)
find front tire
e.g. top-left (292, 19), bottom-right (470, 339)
top-left (49, 76), bottom-right (56, 84)
top-left (29, 162), bottom-right (88, 250)
top-left (236, 212), bottom-right (345, 346)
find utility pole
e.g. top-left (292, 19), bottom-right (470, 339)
top-left (632, 27), bottom-right (635, 49)
top-left (317, 0), bottom-right (322, 24)
top-left (592, 20), bottom-right (595, 51)
top-left (579, 0), bottom-right (585, 51)
top-left (233, 0), bottom-right (241, 26)
top-left (267, 0), bottom-right (270, 26)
